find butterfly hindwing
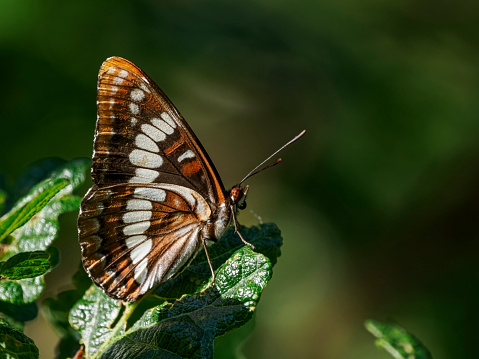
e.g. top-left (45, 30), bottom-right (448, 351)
top-left (78, 182), bottom-right (211, 301)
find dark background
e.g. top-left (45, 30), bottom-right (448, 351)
top-left (2, 1), bottom-right (479, 358)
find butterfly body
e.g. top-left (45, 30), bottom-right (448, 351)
top-left (78, 57), bottom-right (248, 302)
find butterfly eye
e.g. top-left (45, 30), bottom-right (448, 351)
top-left (238, 200), bottom-right (247, 210)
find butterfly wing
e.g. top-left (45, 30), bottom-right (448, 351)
top-left (78, 183), bottom-right (211, 301)
top-left (79, 57), bottom-right (231, 301)
top-left (93, 56), bottom-right (226, 205)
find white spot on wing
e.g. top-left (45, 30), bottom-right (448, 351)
top-left (151, 118), bottom-right (174, 134)
top-left (130, 239), bottom-right (152, 264)
top-left (129, 168), bottom-right (159, 183)
top-left (111, 86), bottom-right (118, 94)
top-left (131, 117), bottom-right (138, 126)
top-left (135, 134), bottom-right (160, 153)
top-left (177, 150), bottom-right (195, 162)
top-left (123, 221), bottom-right (150, 236)
top-left (141, 123), bottom-right (166, 142)
top-left (125, 235), bottom-right (147, 249)
top-left (160, 112), bottom-right (177, 128)
top-left (109, 99), bottom-right (115, 109)
top-left (126, 199), bottom-right (153, 210)
top-left (158, 184), bottom-right (195, 206)
top-left (119, 70), bottom-right (128, 78)
top-left (131, 88), bottom-right (145, 102)
top-left (113, 77), bottom-right (123, 85)
top-left (129, 149), bottom-right (163, 168)
top-left (129, 102), bottom-right (140, 115)
top-left (123, 210), bottom-right (152, 223)
top-left (134, 257), bottom-right (149, 283)
top-left (134, 187), bottom-right (166, 202)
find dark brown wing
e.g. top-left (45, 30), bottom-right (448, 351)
top-left (78, 183), bottom-right (211, 301)
top-left (93, 56), bottom-right (226, 205)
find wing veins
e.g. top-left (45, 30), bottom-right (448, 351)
top-left (103, 224), bottom-right (196, 288)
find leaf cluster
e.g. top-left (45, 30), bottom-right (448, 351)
top-left (0, 158), bottom-right (89, 357)
top-left (0, 158), bottom-right (434, 359)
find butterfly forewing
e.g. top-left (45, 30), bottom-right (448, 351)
top-left (94, 57), bottom-right (226, 204)
top-left (79, 57), bottom-right (233, 301)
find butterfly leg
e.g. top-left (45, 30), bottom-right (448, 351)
top-left (202, 237), bottom-right (216, 286)
top-left (230, 205), bottom-right (255, 250)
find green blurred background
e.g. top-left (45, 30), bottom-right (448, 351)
top-left (2, 0), bottom-right (479, 358)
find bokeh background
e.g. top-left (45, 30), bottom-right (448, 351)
top-left (2, 1), bottom-right (479, 358)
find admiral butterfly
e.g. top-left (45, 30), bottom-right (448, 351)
top-left (78, 57), bottom-right (305, 302)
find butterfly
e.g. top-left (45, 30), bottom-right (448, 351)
top-left (77, 56), bottom-right (305, 302)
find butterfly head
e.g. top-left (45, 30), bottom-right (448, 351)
top-left (229, 184), bottom-right (249, 211)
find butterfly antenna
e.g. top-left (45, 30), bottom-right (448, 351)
top-left (240, 130), bottom-right (306, 184)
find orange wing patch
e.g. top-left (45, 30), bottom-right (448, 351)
top-left (181, 159), bottom-right (202, 177)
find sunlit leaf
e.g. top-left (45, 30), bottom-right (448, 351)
top-left (69, 287), bottom-right (122, 359)
top-left (0, 251), bottom-right (52, 280)
top-left (0, 178), bottom-right (69, 243)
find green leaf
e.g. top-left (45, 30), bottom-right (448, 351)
top-left (0, 277), bottom-right (44, 305)
top-left (42, 268), bottom-right (92, 358)
top-left (365, 320), bottom-right (433, 359)
top-left (0, 158), bottom-right (89, 305)
top-left (0, 318), bottom-right (39, 359)
top-left (0, 178), bottom-right (69, 243)
top-left (69, 224), bottom-right (281, 359)
top-left (13, 158), bottom-right (89, 254)
top-left (69, 287), bottom-right (122, 359)
top-left (0, 251), bottom-right (52, 280)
